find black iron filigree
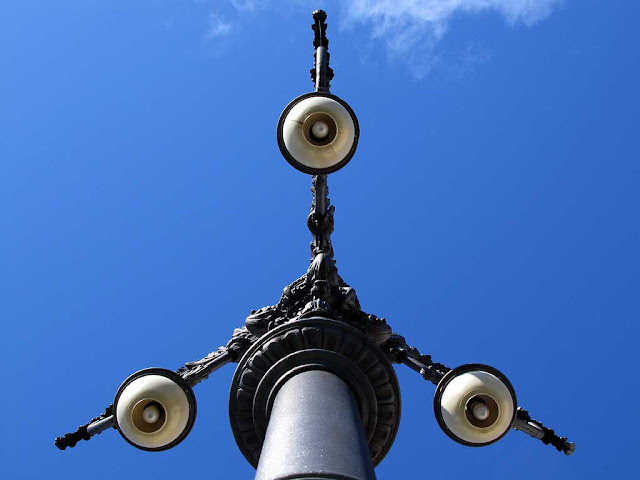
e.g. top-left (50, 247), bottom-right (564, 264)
top-left (245, 173), bottom-right (391, 343)
top-left (245, 252), bottom-right (392, 343)
top-left (55, 405), bottom-right (113, 450)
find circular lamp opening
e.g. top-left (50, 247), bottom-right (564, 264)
top-left (303, 112), bottom-right (337, 146)
top-left (465, 394), bottom-right (500, 429)
top-left (114, 368), bottom-right (197, 451)
top-left (131, 400), bottom-right (166, 433)
top-left (434, 364), bottom-right (516, 447)
top-left (277, 92), bottom-right (359, 175)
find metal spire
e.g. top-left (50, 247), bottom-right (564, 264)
top-left (310, 10), bottom-right (333, 93)
top-left (308, 10), bottom-right (335, 260)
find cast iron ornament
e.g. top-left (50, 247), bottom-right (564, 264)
top-left (230, 316), bottom-right (401, 467)
top-left (54, 9), bottom-right (575, 462)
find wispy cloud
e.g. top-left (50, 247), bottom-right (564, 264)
top-left (342, 0), bottom-right (561, 35)
top-left (203, 0), bottom-right (562, 77)
top-left (230, 0), bottom-right (260, 12)
top-left (205, 11), bottom-right (232, 39)
top-left (202, 0), bottom-right (261, 42)
top-left (340, 0), bottom-right (562, 77)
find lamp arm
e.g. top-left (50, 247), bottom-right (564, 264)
top-left (55, 326), bottom-right (257, 450)
top-left (176, 326), bottom-right (256, 388)
top-left (512, 407), bottom-right (575, 455)
top-left (54, 405), bottom-right (115, 450)
top-left (382, 333), bottom-right (451, 385)
top-left (176, 348), bottom-right (232, 387)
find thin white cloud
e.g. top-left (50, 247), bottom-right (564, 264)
top-left (230, 0), bottom-right (260, 12)
top-left (206, 0), bottom-right (561, 76)
top-left (205, 11), bottom-right (232, 39)
top-left (342, 0), bottom-right (561, 34)
top-left (339, 0), bottom-right (561, 78)
top-left (341, 0), bottom-right (561, 52)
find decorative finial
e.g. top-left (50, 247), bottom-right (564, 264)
top-left (310, 10), bottom-right (334, 91)
top-left (311, 10), bottom-right (329, 48)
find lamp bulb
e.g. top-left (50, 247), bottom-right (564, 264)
top-left (471, 402), bottom-right (490, 421)
top-left (143, 404), bottom-right (161, 424)
top-left (311, 121), bottom-right (330, 139)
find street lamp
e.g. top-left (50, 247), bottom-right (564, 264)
top-left (55, 10), bottom-right (574, 480)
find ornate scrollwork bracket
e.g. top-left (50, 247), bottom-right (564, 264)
top-left (382, 333), bottom-right (451, 384)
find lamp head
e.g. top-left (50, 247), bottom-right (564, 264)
top-left (277, 92), bottom-right (359, 174)
top-left (113, 368), bottom-right (196, 451)
top-left (433, 364), bottom-right (517, 447)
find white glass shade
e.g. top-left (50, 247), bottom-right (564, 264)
top-left (278, 93), bottom-right (358, 174)
top-left (434, 364), bottom-right (516, 446)
top-left (114, 369), bottom-right (196, 450)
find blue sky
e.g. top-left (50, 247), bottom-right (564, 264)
top-left (1, 1), bottom-right (638, 478)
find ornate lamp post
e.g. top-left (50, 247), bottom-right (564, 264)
top-left (55, 10), bottom-right (574, 479)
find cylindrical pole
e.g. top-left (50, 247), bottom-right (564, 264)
top-left (255, 369), bottom-right (376, 480)
top-left (315, 46), bottom-right (328, 93)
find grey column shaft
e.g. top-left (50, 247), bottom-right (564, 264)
top-left (255, 369), bottom-right (376, 480)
